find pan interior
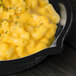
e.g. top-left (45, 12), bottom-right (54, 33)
top-left (49, 1), bottom-right (67, 47)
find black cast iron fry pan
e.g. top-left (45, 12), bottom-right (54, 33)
top-left (0, 0), bottom-right (73, 74)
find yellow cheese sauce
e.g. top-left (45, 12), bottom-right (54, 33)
top-left (0, 0), bottom-right (60, 61)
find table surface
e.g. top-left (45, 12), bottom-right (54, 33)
top-left (5, 0), bottom-right (76, 76)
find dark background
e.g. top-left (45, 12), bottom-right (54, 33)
top-left (4, 0), bottom-right (76, 76)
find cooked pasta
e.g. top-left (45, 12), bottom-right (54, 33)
top-left (0, 0), bottom-right (60, 60)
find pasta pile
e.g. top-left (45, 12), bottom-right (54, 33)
top-left (0, 0), bottom-right (60, 60)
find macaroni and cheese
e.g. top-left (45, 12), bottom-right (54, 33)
top-left (0, 0), bottom-right (60, 60)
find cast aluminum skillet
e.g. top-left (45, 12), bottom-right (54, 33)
top-left (0, 0), bottom-right (73, 74)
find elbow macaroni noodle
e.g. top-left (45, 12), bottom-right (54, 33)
top-left (0, 0), bottom-right (60, 60)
